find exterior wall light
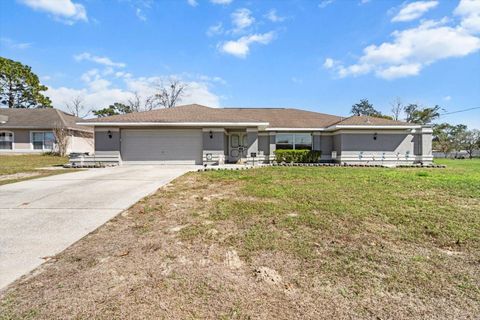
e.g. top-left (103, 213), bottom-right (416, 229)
top-left (107, 130), bottom-right (112, 139)
top-left (373, 133), bottom-right (378, 140)
top-left (209, 130), bottom-right (213, 139)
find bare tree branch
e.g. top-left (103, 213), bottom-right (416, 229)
top-left (150, 79), bottom-right (188, 109)
top-left (52, 123), bottom-right (70, 157)
top-left (390, 97), bottom-right (403, 121)
top-left (65, 96), bottom-right (91, 118)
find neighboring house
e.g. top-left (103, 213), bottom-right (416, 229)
top-left (77, 104), bottom-right (433, 166)
top-left (0, 108), bottom-right (94, 154)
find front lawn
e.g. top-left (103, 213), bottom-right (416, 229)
top-left (1, 159), bottom-right (479, 319)
top-left (0, 154), bottom-right (69, 185)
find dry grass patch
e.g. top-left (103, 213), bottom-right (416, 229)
top-left (1, 159), bottom-right (479, 319)
top-left (0, 154), bottom-right (71, 185)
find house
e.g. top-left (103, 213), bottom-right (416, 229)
top-left (77, 104), bottom-right (433, 166)
top-left (0, 108), bottom-right (93, 154)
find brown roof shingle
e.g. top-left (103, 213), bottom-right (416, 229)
top-left (0, 108), bottom-right (93, 132)
top-left (81, 104), bottom-right (344, 128)
top-left (79, 104), bottom-right (414, 129)
top-left (333, 115), bottom-right (410, 126)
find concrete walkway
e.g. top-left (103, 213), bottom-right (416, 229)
top-left (0, 165), bottom-right (196, 289)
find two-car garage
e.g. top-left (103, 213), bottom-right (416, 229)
top-left (120, 129), bottom-right (203, 164)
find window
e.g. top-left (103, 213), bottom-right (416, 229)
top-left (276, 133), bottom-right (312, 150)
top-left (294, 133), bottom-right (312, 150)
top-left (0, 131), bottom-right (13, 150)
top-left (276, 133), bottom-right (294, 150)
top-left (32, 132), bottom-right (55, 151)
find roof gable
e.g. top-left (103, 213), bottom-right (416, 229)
top-left (0, 108), bottom-right (92, 132)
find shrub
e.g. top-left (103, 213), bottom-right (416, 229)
top-left (274, 149), bottom-right (322, 163)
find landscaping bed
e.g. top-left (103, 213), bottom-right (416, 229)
top-left (1, 159), bottom-right (479, 319)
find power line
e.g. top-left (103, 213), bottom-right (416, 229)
top-left (439, 106), bottom-right (480, 116)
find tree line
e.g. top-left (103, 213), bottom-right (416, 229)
top-left (350, 98), bottom-right (480, 158)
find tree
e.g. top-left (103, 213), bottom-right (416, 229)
top-left (404, 104), bottom-right (441, 124)
top-left (450, 124), bottom-right (468, 157)
top-left (92, 102), bottom-right (132, 117)
top-left (65, 96), bottom-right (90, 118)
top-left (150, 79), bottom-right (188, 108)
top-left (52, 124), bottom-right (70, 157)
top-left (433, 123), bottom-right (455, 157)
top-left (463, 129), bottom-right (480, 159)
top-left (351, 99), bottom-right (382, 117)
top-left (390, 97), bottom-right (403, 121)
top-left (0, 57), bottom-right (52, 108)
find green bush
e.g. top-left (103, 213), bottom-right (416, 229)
top-left (274, 149), bottom-right (322, 163)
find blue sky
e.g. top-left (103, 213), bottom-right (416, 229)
top-left (1, 0), bottom-right (479, 128)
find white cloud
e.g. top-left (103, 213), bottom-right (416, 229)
top-left (231, 8), bottom-right (255, 32)
top-left (19, 0), bottom-right (87, 24)
top-left (323, 58), bottom-right (338, 69)
top-left (219, 32), bottom-right (275, 58)
top-left (454, 0), bottom-right (480, 34)
top-left (326, 3), bottom-right (480, 80)
top-left (210, 0), bottom-right (232, 5)
top-left (74, 52), bottom-right (126, 68)
top-left (187, 0), bottom-right (198, 7)
top-left (0, 37), bottom-right (32, 49)
top-left (443, 95), bottom-right (452, 101)
top-left (375, 63), bottom-right (422, 79)
top-left (207, 22), bottom-right (223, 36)
top-left (265, 9), bottom-right (285, 22)
top-left (319, 0), bottom-right (335, 9)
top-left (47, 70), bottom-right (222, 114)
top-left (392, 1), bottom-right (438, 22)
top-left (136, 8), bottom-right (147, 21)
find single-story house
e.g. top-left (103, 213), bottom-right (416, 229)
top-left (0, 108), bottom-right (93, 154)
top-left (77, 104), bottom-right (433, 166)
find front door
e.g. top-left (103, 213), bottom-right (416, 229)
top-left (229, 133), bottom-right (247, 163)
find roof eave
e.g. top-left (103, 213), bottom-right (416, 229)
top-left (326, 124), bottom-right (422, 131)
top-left (76, 121), bottom-right (270, 127)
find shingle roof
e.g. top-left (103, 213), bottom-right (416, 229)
top-left (79, 104), bottom-right (413, 129)
top-left (333, 115), bottom-right (410, 126)
top-left (0, 108), bottom-right (93, 132)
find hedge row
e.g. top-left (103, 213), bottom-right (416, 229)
top-left (274, 149), bottom-right (322, 163)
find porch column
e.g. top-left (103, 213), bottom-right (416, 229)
top-left (246, 128), bottom-right (258, 164)
top-left (420, 125), bottom-right (433, 164)
top-left (269, 132), bottom-right (276, 162)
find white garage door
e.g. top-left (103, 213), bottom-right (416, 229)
top-left (121, 129), bottom-right (202, 164)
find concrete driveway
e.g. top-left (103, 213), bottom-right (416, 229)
top-left (0, 165), bottom-right (196, 289)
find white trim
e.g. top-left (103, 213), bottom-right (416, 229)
top-left (246, 128), bottom-right (258, 132)
top-left (0, 130), bottom-right (14, 151)
top-left (202, 128), bottom-right (227, 133)
top-left (78, 122), bottom-right (270, 127)
top-left (266, 128), bottom-right (325, 131)
top-left (327, 125), bottom-right (421, 130)
top-left (30, 130), bottom-right (55, 151)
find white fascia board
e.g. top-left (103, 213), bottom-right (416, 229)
top-left (326, 125), bottom-right (421, 130)
top-left (77, 122), bottom-right (270, 127)
top-left (265, 128), bottom-right (326, 131)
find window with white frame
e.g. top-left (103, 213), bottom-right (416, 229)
top-left (32, 131), bottom-right (55, 150)
top-left (276, 133), bottom-right (312, 150)
top-left (0, 131), bottom-right (13, 150)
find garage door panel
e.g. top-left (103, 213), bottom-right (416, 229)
top-left (121, 129), bottom-right (202, 164)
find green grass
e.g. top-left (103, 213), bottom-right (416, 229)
top-left (202, 159), bottom-right (480, 252)
top-left (192, 159), bottom-right (480, 294)
top-left (0, 154), bottom-right (70, 185)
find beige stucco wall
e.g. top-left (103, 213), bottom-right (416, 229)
top-left (67, 132), bottom-right (94, 154)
